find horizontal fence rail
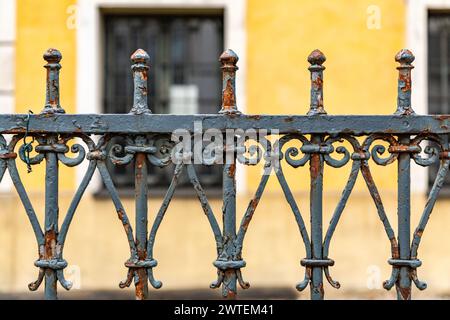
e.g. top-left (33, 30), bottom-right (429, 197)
top-left (0, 47), bottom-right (449, 300)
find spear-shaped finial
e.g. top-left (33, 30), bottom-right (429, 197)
top-left (41, 48), bottom-right (65, 114)
top-left (307, 49), bottom-right (327, 116)
top-left (129, 49), bottom-right (151, 115)
top-left (219, 49), bottom-right (240, 114)
top-left (395, 49), bottom-right (415, 115)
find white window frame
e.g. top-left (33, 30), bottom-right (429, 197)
top-left (407, 0), bottom-right (450, 194)
top-left (76, 0), bottom-right (247, 194)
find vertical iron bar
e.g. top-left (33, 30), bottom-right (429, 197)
top-left (307, 50), bottom-right (327, 299)
top-left (394, 50), bottom-right (415, 299)
top-left (40, 48), bottom-right (65, 299)
top-left (396, 135), bottom-right (412, 300)
top-left (220, 49), bottom-right (239, 298)
top-left (44, 137), bottom-right (59, 300)
top-left (129, 49), bottom-right (151, 299)
top-left (309, 135), bottom-right (325, 300)
top-left (134, 150), bottom-right (149, 300)
top-left (222, 161), bottom-right (237, 298)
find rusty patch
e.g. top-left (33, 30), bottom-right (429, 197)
top-left (312, 76), bottom-right (323, 89)
top-left (0, 152), bottom-right (17, 159)
top-left (44, 229), bottom-right (57, 259)
top-left (222, 79), bottom-right (236, 111)
top-left (403, 108), bottom-right (414, 115)
top-left (440, 151), bottom-right (450, 159)
top-left (310, 154), bottom-right (320, 179)
top-left (241, 198), bottom-right (259, 232)
top-left (399, 73), bottom-right (411, 93)
top-left (415, 229), bottom-right (424, 238)
top-left (398, 286), bottom-right (411, 300)
top-left (390, 143), bottom-right (421, 154)
top-left (117, 209), bottom-right (131, 234)
top-left (284, 116), bottom-right (294, 122)
top-left (228, 163), bottom-right (236, 178)
top-left (137, 247), bottom-right (147, 260)
top-left (226, 291), bottom-right (236, 299)
top-left (223, 269), bottom-right (237, 299)
top-left (117, 209), bottom-right (124, 221)
top-left (306, 267), bottom-right (312, 279)
top-left (250, 198), bottom-right (259, 211)
top-left (139, 86), bottom-right (148, 96)
top-left (312, 283), bottom-right (324, 298)
top-left (391, 239), bottom-right (400, 259)
top-left (437, 114), bottom-right (450, 120)
top-left (135, 153), bottom-right (146, 179)
top-left (135, 268), bottom-right (148, 300)
top-left (388, 145), bottom-right (411, 153)
top-left (308, 49), bottom-right (326, 65)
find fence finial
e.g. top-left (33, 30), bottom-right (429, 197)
top-left (41, 48), bottom-right (65, 114)
top-left (395, 49), bottom-right (415, 115)
top-left (219, 49), bottom-right (240, 114)
top-left (307, 49), bottom-right (327, 116)
top-left (130, 49), bottom-right (151, 115)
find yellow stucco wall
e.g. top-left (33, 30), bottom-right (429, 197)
top-left (15, 0), bottom-right (77, 191)
top-left (246, 0), bottom-right (406, 192)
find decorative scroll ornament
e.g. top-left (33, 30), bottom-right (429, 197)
top-left (109, 135), bottom-right (174, 168)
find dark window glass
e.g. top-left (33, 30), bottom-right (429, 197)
top-left (101, 13), bottom-right (224, 196)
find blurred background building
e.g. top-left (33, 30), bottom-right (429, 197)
top-left (2, 0), bottom-right (450, 299)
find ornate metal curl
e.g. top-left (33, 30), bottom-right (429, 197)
top-left (236, 135), bottom-right (265, 166)
top-left (18, 135), bottom-right (45, 166)
top-left (17, 134), bottom-right (86, 168)
top-left (322, 135), bottom-right (353, 168)
top-left (363, 134), bottom-right (400, 166)
top-left (278, 133), bottom-right (311, 168)
top-left (109, 134), bottom-right (174, 168)
top-left (410, 134), bottom-right (443, 167)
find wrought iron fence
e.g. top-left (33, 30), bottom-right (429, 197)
top-left (0, 46), bottom-right (449, 300)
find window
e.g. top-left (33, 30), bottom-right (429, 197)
top-left (428, 12), bottom-right (450, 193)
top-left (101, 13), bottom-right (224, 196)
